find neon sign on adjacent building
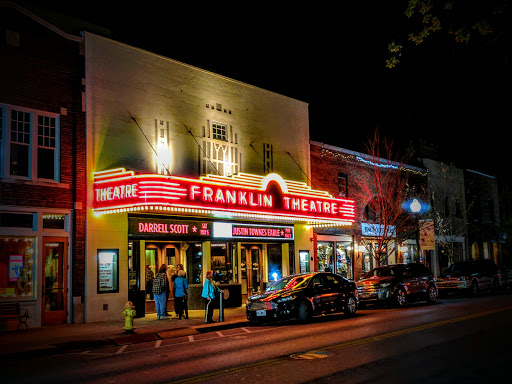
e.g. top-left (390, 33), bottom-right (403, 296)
top-left (93, 168), bottom-right (356, 226)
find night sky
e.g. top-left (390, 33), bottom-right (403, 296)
top-left (18, 1), bottom-right (511, 177)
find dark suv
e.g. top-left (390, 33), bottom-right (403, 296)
top-left (356, 263), bottom-right (438, 307)
top-left (437, 259), bottom-right (501, 296)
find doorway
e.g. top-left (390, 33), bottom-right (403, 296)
top-left (241, 244), bottom-right (262, 295)
top-left (42, 237), bottom-right (67, 325)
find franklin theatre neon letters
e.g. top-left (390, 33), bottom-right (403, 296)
top-left (93, 168), bottom-right (356, 225)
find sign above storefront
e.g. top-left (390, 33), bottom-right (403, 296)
top-left (129, 217), bottom-right (211, 238)
top-left (94, 168), bottom-right (355, 226)
top-left (361, 223), bottom-right (396, 237)
top-left (213, 222), bottom-right (294, 240)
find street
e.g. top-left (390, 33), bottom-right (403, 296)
top-left (5, 292), bottom-right (512, 384)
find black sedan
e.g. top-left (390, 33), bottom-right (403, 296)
top-left (356, 263), bottom-right (438, 307)
top-left (246, 272), bottom-right (359, 323)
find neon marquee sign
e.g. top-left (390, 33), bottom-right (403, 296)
top-left (129, 217), bottom-right (211, 238)
top-left (93, 168), bottom-right (355, 225)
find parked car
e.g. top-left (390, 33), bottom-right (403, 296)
top-left (356, 263), bottom-right (438, 307)
top-left (436, 259), bottom-right (501, 296)
top-left (246, 272), bottom-right (359, 323)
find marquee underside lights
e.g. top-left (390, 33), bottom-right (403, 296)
top-left (93, 168), bottom-right (356, 226)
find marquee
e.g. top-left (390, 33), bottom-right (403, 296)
top-left (93, 168), bottom-right (355, 226)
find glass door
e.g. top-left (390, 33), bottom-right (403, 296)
top-left (42, 238), bottom-right (67, 325)
top-left (241, 244), bottom-right (262, 295)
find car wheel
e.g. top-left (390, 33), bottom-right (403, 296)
top-left (394, 288), bottom-right (406, 307)
top-left (426, 284), bottom-right (437, 304)
top-left (298, 300), bottom-right (312, 323)
top-left (344, 295), bottom-right (357, 317)
top-left (470, 281), bottom-right (479, 297)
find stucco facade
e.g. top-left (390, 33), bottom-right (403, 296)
top-left (84, 32), bottom-right (319, 321)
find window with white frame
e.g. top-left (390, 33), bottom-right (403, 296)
top-left (1, 104), bottom-right (59, 181)
top-left (201, 120), bottom-right (240, 176)
top-left (212, 123), bottom-right (227, 141)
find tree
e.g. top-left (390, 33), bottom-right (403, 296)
top-left (350, 130), bottom-right (426, 267)
top-left (386, 0), bottom-right (509, 68)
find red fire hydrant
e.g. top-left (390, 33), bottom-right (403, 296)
top-left (122, 301), bottom-right (136, 334)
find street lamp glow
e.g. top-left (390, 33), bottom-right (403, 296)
top-left (410, 198), bottom-right (421, 213)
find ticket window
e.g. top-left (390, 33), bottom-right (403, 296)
top-left (211, 242), bottom-right (237, 284)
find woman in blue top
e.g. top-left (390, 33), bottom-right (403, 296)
top-left (173, 270), bottom-right (188, 320)
top-left (202, 270), bottom-right (220, 323)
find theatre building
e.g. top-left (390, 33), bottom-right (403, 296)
top-left (84, 32), bottom-right (355, 321)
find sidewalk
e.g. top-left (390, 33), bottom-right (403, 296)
top-left (0, 305), bottom-right (249, 359)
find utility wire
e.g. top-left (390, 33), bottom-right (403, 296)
top-left (286, 151), bottom-right (317, 189)
top-left (249, 143), bottom-right (272, 174)
top-left (131, 116), bottom-right (171, 176)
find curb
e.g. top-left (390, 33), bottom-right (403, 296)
top-left (2, 317), bottom-right (250, 360)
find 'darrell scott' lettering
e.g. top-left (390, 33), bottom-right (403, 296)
top-left (138, 222), bottom-right (189, 234)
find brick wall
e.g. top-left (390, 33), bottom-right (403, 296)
top-left (0, 7), bottom-right (86, 299)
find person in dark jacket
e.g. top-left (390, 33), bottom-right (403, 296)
top-left (153, 264), bottom-right (169, 320)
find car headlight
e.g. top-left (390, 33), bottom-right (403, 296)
top-left (276, 296), bottom-right (295, 303)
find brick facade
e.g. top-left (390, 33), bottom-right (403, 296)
top-left (310, 141), bottom-right (429, 279)
top-left (0, 3), bottom-right (86, 324)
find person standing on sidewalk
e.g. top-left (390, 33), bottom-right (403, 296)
top-left (173, 270), bottom-right (188, 319)
top-left (172, 264), bottom-right (189, 319)
top-left (153, 264), bottom-right (169, 320)
top-left (202, 270), bottom-right (220, 323)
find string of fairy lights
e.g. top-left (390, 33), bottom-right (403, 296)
top-left (320, 148), bottom-right (428, 177)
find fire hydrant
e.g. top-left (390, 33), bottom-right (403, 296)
top-left (122, 301), bottom-right (136, 334)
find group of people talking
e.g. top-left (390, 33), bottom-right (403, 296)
top-left (149, 264), bottom-right (222, 323)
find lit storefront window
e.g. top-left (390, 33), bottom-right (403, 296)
top-left (336, 242), bottom-right (353, 279)
top-left (362, 250), bottom-right (373, 275)
top-left (0, 237), bottom-right (34, 297)
top-left (317, 241), bottom-right (334, 272)
top-left (186, 243), bottom-right (203, 284)
top-left (267, 244), bottom-right (283, 281)
top-left (211, 242), bottom-right (237, 284)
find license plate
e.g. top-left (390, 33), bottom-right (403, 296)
top-left (256, 309), bottom-right (266, 317)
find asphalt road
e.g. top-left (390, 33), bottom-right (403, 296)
top-left (6, 292), bottom-right (512, 384)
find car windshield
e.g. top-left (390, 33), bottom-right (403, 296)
top-left (363, 266), bottom-right (399, 279)
top-left (445, 262), bottom-right (472, 274)
top-left (265, 275), bottom-right (311, 292)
